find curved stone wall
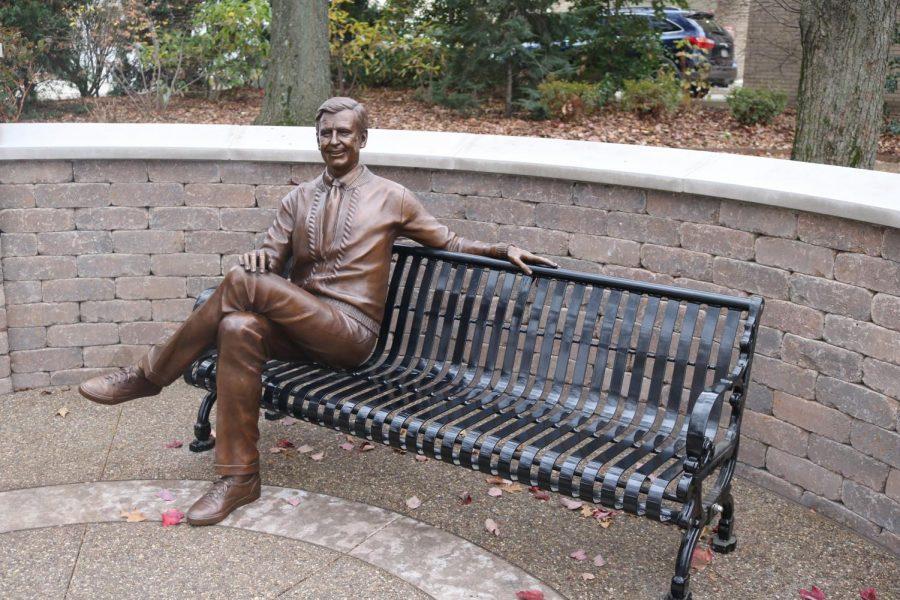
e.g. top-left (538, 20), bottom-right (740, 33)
top-left (0, 132), bottom-right (897, 555)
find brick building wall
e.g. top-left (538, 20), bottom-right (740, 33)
top-left (0, 159), bottom-right (898, 554)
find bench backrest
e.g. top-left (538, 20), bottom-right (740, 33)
top-left (373, 244), bottom-right (763, 439)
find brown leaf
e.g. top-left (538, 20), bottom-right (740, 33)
top-left (487, 487), bottom-right (503, 498)
top-left (484, 518), bottom-right (500, 536)
top-left (559, 497), bottom-right (583, 510)
top-left (56, 406), bottom-right (69, 417)
top-left (340, 442), bottom-right (355, 451)
top-left (120, 509), bottom-right (146, 523)
top-left (499, 482), bottom-right (525, 493)
top-left (580, 572), bottom-right (595, 581)
top-left (297, 444), bottom-right (314, 453)
top-left (569, 549), bottom-right (587, 561)
top-left (593, 553), bottom-right (606, 567)
top-left (310, 452), bottom-right (325, 461)
top-left (414, 455), bottom-right (429, 462)
top-left (690, 545), bottom-right (713, 572)
top-left (358, 442), bottom-right (376, 452)
top-left (405, 496), bottom-right (422, 509)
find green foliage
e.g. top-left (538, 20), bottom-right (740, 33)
top-left (0, 26), bottom-right (49, 120)
top-left (726, 87), bottom-right (787, 126)
top-left (620, 72), bottom-right (685, 117)
top-left (531, 78), bottom-right (614, 120)
top-left (188, 0), bottom-right (270, 89)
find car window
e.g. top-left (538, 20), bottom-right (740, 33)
top-left (650, 17), bottom-right (681, 33)
top-left (692, 16), bottom-right (726, 36)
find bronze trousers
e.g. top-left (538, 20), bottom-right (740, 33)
top-left (138, 266), bottom-right (378, 476)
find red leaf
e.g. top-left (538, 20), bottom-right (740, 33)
top-left (859, 589), bottom-right (877, 600)
top-left (285, 497), bottom-right (301, 507)
top-left (276, 439), bottom-right (295, 449)
top-left (516, 591), bottom-right (544, 600)
top-left (359, 442), bottom-right (376, 452)
top-left (798, 586), bottom-right (826, 600)
top-left (458, 492), bottom-right (473, 505)
top-left (691, 546), bottom-right (713, 571)
top-left (532, 490), bottom-right (550, 501)
top-left (161, 509), bottom-right (184, 527)
top-left (569, 549), bottom-right (587, 561)
top-left (163, 439), bottom-right (182, 449)
top-left (156, 489), bottom-right (175, 502)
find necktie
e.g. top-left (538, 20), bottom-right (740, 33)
top-left (322, 178), bottom-right (343, 254)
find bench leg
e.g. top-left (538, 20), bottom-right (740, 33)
top-left (664, 524), bottom-right (701, 600)
top-left (189, 391), bottom-right (217, 453)
top-left (712, 489), bottom-right (737, 554)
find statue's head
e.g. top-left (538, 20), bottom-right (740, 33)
top-left (316, 97), bottom-right (368, 178)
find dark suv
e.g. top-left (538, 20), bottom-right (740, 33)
top-left (620, 7), bottom-right (738, 90)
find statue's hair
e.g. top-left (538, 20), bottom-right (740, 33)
top-left (315, 97), bottom-right (368, 133)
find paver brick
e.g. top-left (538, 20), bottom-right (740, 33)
top-left (887, 470), bottom-right (900, 502)
top-left (781, 333), bottom-right (863, 381)
top-left (607, 213), bottom-right (679, 246)
top-left (151, 298), bottom-right (196, 322)
top-left (109, 183), bottom-right (184, 207)
top-left (798, 213), bottom-right (883, 255)
top-left (773, 391), bottom-right (851, 443)
top-left (640, 245), bottom-right (712, 280)
top-left (816, 377), bottom-right (898, 430)
top-left (37, 231), bottom-right (113, 255)
top-left (4, 281), bottom-right (42, 304)
top-left (0, 208), bottom-right (74, 232)
top-left (47, 323), bottom-right (119, 347)
top-left (741, 409), bottom-right (808, 456)
top-left (755, 326), bottom-right (783, 358)
top-left (255, 185), bottom-right (297, 209)
top-left (150, 207), bottom-right (219, 230)
top-left (220, 208), bottom-right (275, 232)
top-left (50, 367), bottom-right (116, 385)
top-left (218, 161), bottom-right (291, 184)
top-left (0, 161), bottom-right (72, 184)
top-left (0, 185), bottom-right (35, 209)
top-left (573, 183), bottom-right (645, 212)
top-left (43, 278), bottom-right (115, 302)
top-left (187, 276), bottom-right (223, 297)
top-left (11, 371), bottom-right (50, 390)
top-left (1, 233), bottom-right (37, 257)
top-left (789, 274), bottom-right (872, 320)
top-left (74, 160), bottom-right (148, 183)
top-left (81, 300), bottom-right (152, 323)
top-left (862, 358), bottom-right (900, 399)
top-left (418, 193), bottom-right (466, 219)
top-left (841, 480), bottom-right (899, 531)
top-left (116, 276), bottom-right (186, 300)
top-left (436, 219), bottom-right (499, 243)
top-left (808, 435), bottom-right (890, 491)
top-left (737, 435), bottom-right (767, 467)
top-left (83, 344), bottom-right (150, 368)
top-left (147, 160), bottom-right (219, 183)
top-left (734, 463), bottom-right (803, 502)
top-left (679, 223), bottom-right (755, 259)
top-left (569, 234), bottom-right (640, 266)
top-left (883, 229), bottom-right (900, 261)
top-left (112, 230), bottom-right (183, 254)
top-left (185, 183), bottom-right (255, 208)
top-left (824, 315), bottom-right (900, 365)
top-left (799, 492), bottom-right (881, 538)
top-left (432, 171), bottom-right (501, 197)
top-left (150, 253), bottom-right (220, 276)
top-left (75, 207), bottom-right (147, 230)
top-left (834, 254), bottom-right (900, 295)
top-left (850, 420), bottom-right (900, 469)
top-left (500, 175), bottom-right (572, 204)
top-left (602, 265), bottom-right (674, 285)
top-left (119, 322), bottom-right (179, 345)
top-left (672, 277), bottom-right (745, 297)
top-left (755, 237), bottom-right (834, 277)
top-left (759, 299), bottom-right (823, 339)
top-left (8, 327), bottom-right (46, 351)
top-left (77, 254), bottom-right (150, 277)
top-left (766, 447), bottom-right (842, 499)
top-left (291, 163), bottom-right (322, 184)
top-left (751, 355), bottom-right (817, 399)
top-left (718, 200), bottom-right (797, 238)
top-left (10, 347), bottom-right (82, 373)
top-left (745, 382), bottom-right (774, 414)
top-left (370, 167), bottom-right (432, 192)
top-left (466, 197), bottom-right (536, 226)
top-left (2, 256), bottom-right (77, 281)
top-left (33, 183), bottom-right (110, 208)
top-left (645, 192), bottom-right (718, 223)
top-left (871, 294), bottom-right (900, 331)
top-left (497, 225), bottom-right (569, 256)
top-left (185, 231), bottom-right (254, 255)
top-left (713, 258), bottom-right (789, 299)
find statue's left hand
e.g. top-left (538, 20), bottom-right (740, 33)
top-left (507, 245), bottom-right (559, 276)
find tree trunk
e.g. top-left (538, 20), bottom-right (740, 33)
top-left (256, 0), bottom-right (331, 126)
top-left (791, 0), bottom-right (897, 169)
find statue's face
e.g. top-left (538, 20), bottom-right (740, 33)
top-left (317, 109), bottom-right (367, 178)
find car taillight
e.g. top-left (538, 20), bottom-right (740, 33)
top-left (687, 36), bottom-right (715, 51)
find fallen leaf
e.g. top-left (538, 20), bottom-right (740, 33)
top-left (161, 508), bottom-right (184, 527)
top-left (392, 448), bottom-right (407, 455)
top-left (359, 442), bottom-right (376, 452)
top-left (580, 505), bottom-right (594, 517)
top-left (532, 490), bottom-right (550, 501)
top-left (282, 416), bottom-right (300, 425)
top-left (500, 482), bottom-right (525, 493)
top-left (486, 475), bottom-right (512, 485)
top-left (340, 442), bottom-right (355, 451)
top-left (691, 546), bottom-right (713, 572)
top-left (310, 452), bottom-right (325, 461)
top-left (859, 589), bottom-right (877, 600)
top-left (569, 549), bottom-right (588, 561)
top-left (485, 518), bottom-right (500, 536)
top-left (580, 572), bottom-right (595, 581)
top-left (458, 492), bottom-right (473, 505)
top-left (285, 497), bottom-right (301, 507)
top-left (487, 487), bottom-right (503, 497)
top-left (414, 454), bottom-right (429, 462)
top-left (560, 497), bottom-right (583, 510)
top-left (297, 444), bottom-right (314, 453)
top-left (56, 406), bottom-right (69, 417)
top-left (157, 489), bottom-right (175, 502)
top-left (593, 553), bottom-right (606, 567)
top-left (163, 439), bottom-right (183, 449)
top-left (515, 591), bottom-right (544, 600)
top-left (276, 439), bottom-right (295, 449)
top-left (405, 496), bottom-right (422, 509)
top-left (799, 587), bottom-right (826, 600)
top-left (268, 447), bottom-right (284, 454)
top-left (120, 509), bottom-right (146, 523)
top-left (41, 389), bottom-right (53, 395)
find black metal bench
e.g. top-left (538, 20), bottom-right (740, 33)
top-left (184, 243), bottom-right (763, 600)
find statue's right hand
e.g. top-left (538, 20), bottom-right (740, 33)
top-left (238, 250), bottom-right (269, 274)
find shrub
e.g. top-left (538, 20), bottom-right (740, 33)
top-left (535, 79), bottom-right (614, 120)
top-left (726, 87), bottom-right (787, 125)
top-left (620, 72), bottom-right (685, 117)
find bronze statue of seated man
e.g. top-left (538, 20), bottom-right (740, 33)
top-left (78, 97), bottom-right (557, 525)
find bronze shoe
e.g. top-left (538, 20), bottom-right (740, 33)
top-left (78, 365), bottom-right (162, 405)
top-left (186, 474), bottom-right (261, 526)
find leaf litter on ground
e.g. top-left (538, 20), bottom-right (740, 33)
top-left (120, 509), bottom-right (146, 523)
top-left (161, 509), bottom-right (184, 527)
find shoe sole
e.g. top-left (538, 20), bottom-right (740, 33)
top-left (77, 385), bottom-right (160, 405)
top-left (187, 487), bottom-right (262, 527)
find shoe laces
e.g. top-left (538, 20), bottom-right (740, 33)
top-left (104, 366), bottom-right (139, 385)
top-left (208, 478), bottom-right (231, 500)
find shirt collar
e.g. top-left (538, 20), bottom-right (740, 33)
top-left (323, 164), bottom-right (366, 189)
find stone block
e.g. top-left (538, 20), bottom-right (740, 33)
top-left (43, 278), bottom-right (115, 302)
top-left (766, 447), bottom-right (842, 499)
top-left (47, 323), bottom-right (118, 347)
top-left (871, 294), bottom-right (900, 331)
top-left (4, 281), bottom-right (42, 304)
top-left (432, 171), bottom-right (501, 197)
top-left (185, 231), bottom-right (254, 255)
top-left (147, 160), bottom-right (219, 183)
top-left (291, 163), bottom-right (322, 184)
top-left (645, 191), bottom-right (718, 223)
top-left (116, 276), bottom-right (186, 300)
top-left (220, 208), bottom-right (275, 232)
top-left (573, 183), bottom-right (645, 213)
top-left (816, 377), bottom-right (898, 430)
top-left (8, 327), bottom-right (46, 351)
top-left (755, 238), bottom-right (835, 278)
top-left (734, 463), bottom-right (803, 502)
top-left (672, 278), bottom-right (746, 297)
top-left (83, 344), bottom-right (150, 368)
top-left (718, 199), bottom-right (797, 238)
top-left (255, 185), bottom-right (297, 209)
top-left (112, 230), bottom-right (183, 254)
top-left (37, 231), bottom-right (113, 255)
top-left (119, 322), bottom-right (179, 345)
top-left (759, 299), bottom-right (824, 339)
top-left (641, 245), bottom-right (713, 280)
top-left (841, 480), bottom-right (898, 531)
top-left (0, 378), bottom-right (10, 395)
top-left (887, 470), bottom-right (900, 502)
top-left (883, 229), bottom-right (900, 261)
top-left (109, 182), bottom-right (184, 207)
top-left (0, 161), bottom-right (72, 184)
top-left (435, 219), bottom-right (499, 243)
top-left (607, 212), bottom-right (679, 246)
top-left (799, 492), bottom-right (881, 539)
top-left (77, 254), bottom-right (149, 278)
top-left (862, 358), bottom-right (900, 399)
top-left (773, 391), bottom-right (851, 442)
top-left (151, 298), bottom-right (196, 321)
top-left (12, 371), bottom-right (50, 390)
top-left (742, 409), bottom-right (809, 455)
top-left (0, 185), bottom-right (36, 209)
top-left (879, 530), bottom-right (900, 555)
top-left (150, 253), bottom-right (220, 276)
top-left (798, 213), bottom-right (882, 255)
top-left (679, 223), bottom-right (755, 260)
top-left (187, 276), bottom-right (223, 297)
top-left (11, 347), bottom-right (82, 373)
top-left (50, 368), bottom-right (116, 385)
top-left (745, 382), bottom-right (774, 414)
top-left (0, 208), bottom-right (74, 232)
top-left (1, 233), bottom-right (38, 257)
top-left (755, 326), bottom-right (783, 358)
top-left (81, 300), bottom-right (152, 323)
top-left (185, 183), bottom-right (255, 208)
top-left (534, 204), bottom-right (607, 235)
top-left (789, 274), bottom-right (872, 320)
top-left (781, 333), bottom-right (863, 381)
top-left (602, 265), bottom-right (674, 285)
top-left (74, 160), bottom-right (148, 183)
top-left (497, 225), bottom-right (569, 256)
top-left (850, 420), bottom-right (900, 469)
top-left (752, 355), bottom-right (817, 399)
top-left (218, 161), bottom-right (291, 185)
top-left (33, 183), bottom-right (109, 208)
top-left (500, 175), bottom-right (572, 204)
top-left (569, 235), bottom-right (641, 267)
top-left (466, 197), bottom-right (536, 226)
top-left (835, 254), bottom-right (900, 295)
top-left (75, 207), bottom-right (148, 230)
top-left (737, 435), bottom-right (767, 467)
top-left (3, 256), bottom-right (77, 281)
top-left (824, 315), bottom-right (900, 365)
top-left (150, 207), bottom-right (220, 230)
top-left (0, 358), bottom-right (8, 379)
top-left (713, 258), bottom-right (789, 299)
top-left (417, 193), bottom-right (466, 219)
top-left (808, 434), bottom-right (889, 491)
top-left (370, 167), bottom-right (433, 193)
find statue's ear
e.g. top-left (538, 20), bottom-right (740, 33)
top-left (360, 129), bottom-right (368, 149)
